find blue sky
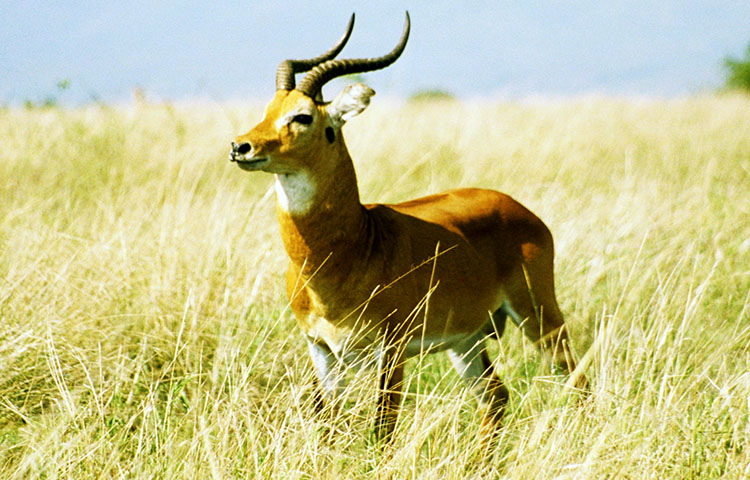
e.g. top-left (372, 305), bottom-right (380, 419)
top-left (2, 1), bottom-right (749, 105)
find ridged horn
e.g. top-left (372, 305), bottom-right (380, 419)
top-left (275, 13), bottom-right (356, 91)
top-left (296, 11), bottom-right (410, 99)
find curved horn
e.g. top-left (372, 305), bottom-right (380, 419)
top-left (296, 11), bottom-right (410, 99)
top-left (275, 13), bottom-right (355, 91)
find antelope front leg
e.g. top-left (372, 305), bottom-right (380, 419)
top-left (306, 337), bottom-right (345, 415)
top-left (375, 348), bottom-right (404, 443)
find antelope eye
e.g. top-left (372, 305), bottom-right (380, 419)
top-left (291, 114), bottom-right (313, 125)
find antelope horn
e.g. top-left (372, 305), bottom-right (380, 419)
top-left (296, 11), bottom-right (410, 99)
top-left (275, 13), bottom-right (356, 91)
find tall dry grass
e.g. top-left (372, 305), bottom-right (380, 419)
top-left (0, 95), bottom-right (749, 478)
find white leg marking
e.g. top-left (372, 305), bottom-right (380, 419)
top-left (447, 333), bottom-right (497, 408)
top-left (306, 337), bottom-right (345, 400)
top-left (447, 337), bottom-right (489, 385)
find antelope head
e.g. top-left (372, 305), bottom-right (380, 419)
top-left (229, 13), bottom-right (410, 177)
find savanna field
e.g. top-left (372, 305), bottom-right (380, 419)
top-left (1, 94), bottom-right (749, 479)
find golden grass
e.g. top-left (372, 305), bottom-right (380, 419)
top-left (1, 94), bottom-right (749, 478)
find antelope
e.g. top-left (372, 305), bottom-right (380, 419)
top-left (229, 12), bottom-right (587, 442)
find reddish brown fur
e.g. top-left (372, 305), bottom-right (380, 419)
top-left (233, 89), bottom-right (587, 443)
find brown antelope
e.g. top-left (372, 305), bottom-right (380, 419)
top-left (230, 12), bottom-right (587, 442)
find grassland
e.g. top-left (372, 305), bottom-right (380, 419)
top-left (1, 94), bottom-right (749, 479)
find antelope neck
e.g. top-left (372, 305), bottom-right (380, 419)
top-left (274, 156), bottom-right (368, 274)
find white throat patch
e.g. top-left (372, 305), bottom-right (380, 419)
top-left (274, 172), bottom-right (317, 215)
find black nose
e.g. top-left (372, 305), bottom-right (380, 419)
top-left (234, 142), bottom-right (251, 155)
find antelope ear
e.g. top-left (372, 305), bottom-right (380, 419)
top-left (326, 83), bottom-right (375, 128)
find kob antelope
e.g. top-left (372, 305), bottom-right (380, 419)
top-left (230, 12), bottom-right (587, 442)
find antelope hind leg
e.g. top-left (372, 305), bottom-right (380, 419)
top-left (447, 335), bottom-right (509, 447)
